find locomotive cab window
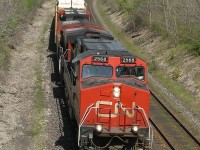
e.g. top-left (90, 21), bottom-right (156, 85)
top-left (116, 66), bottom-right (144, 81)
top-left (82, 64), bottom-right (112, 79)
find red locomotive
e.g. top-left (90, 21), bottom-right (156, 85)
top-left (54, 1), bottom-right (153, 149)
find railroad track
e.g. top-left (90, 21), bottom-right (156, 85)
top-left (150, 90), bottom-right (200, 149)
top-left (149, 117), bottom-right (175, 150)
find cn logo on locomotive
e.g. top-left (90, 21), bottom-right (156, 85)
top-left (95, 101), bottom-right (136, 118)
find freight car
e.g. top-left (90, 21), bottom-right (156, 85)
top-left (55, 0), bottom-right (90, 58)
top-left (56, 0), bottom-right (86, 10)
top-left (58, 26), bottom-right (153, 149)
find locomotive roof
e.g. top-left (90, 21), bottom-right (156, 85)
top-left (80, 39), bottom-right (125, 51)
top-left (59, 8), bottom-right (88, 19)
top-left (72, 49), bottom-right (134, 63)
top-left (63, 27), bottom-right (114, 42)
top-left (64, 8), bottom-right (87, 15)
top-left (61, 20), bottom-right (100, 27)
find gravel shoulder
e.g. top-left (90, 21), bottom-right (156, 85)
top-left (0, 1), bottom-right (66, 149)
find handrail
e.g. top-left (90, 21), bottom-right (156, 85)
top-left (70, 66), bottom-right (77, 78)
top-left (78, 103), bottom-right (97, 146)
top-left (135, 106), bottom-right (153, 149)
top-left (60, 48), bottom-right (69, 59)
top-left (55, 5), bottom-right (58, 43)
top-left (97, 108), bottom-right (112, 131)
top-left (78, 104), bottom-right (153, 149)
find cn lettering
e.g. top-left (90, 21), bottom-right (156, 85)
top-left (96, 101), bottom-right (135, 118)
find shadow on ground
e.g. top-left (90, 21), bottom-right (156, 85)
top-left (47, 17), bottom-right (77, 150)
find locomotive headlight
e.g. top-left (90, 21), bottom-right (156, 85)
top-left (113, 87), bottom-right (120, 98)
top-left (95, 124), bottom-right (103, 133)
top-left (137, 76), bottom-right (144, 80)
top-left (132, 124), bottom-right (139, 133)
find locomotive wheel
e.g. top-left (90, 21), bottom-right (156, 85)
top-left (56, 41), bottom-right (60, 60)
top-left (122, 145), bottom-right (134, 150)
top-left (133, 147), bottom-right (145, 150)
top-left (79, 146), bottom-right (96, 150)
top-left (123, 139), bottom-right (145, 150)
top-left (133, 143), bottom-right (145, 150)
top-left (68, 105), bottom-right (76, 121)
top-left (69, 105), bottom-right (73, 119)
top-left (58, 58), bottom-right (65, 87)
top-left (58, 58), bottom-right (63, 75)
top-left (56, 43), bottom-right (60, 60)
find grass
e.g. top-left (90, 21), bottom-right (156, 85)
top-left (98, 1), bottom-right (147, 61)
top-left (9, 17), bottom-right (20, 29)
top-left (23, 0), bottom-right (41, 11)
top-left (113, 0), bottom-right (200, 56)
top-left (31, 64), bottom-right (45, 138)
top-left (150, 22), bottom-right (169, 38)
top-left (30, 12), bottom-right (53, 149)
top-left (34, 67), bottom-right (45, 112)
top-left (97, 0), bottom-right (200, 116)
top-left (193, 41), bottom-right (200, 56)
top-left (0, 38), bottom-right (11, 68)
top-left (0, 0), bottom-right (45, 68)
top-left (0, 0), bottom-right (48, 148)
top-left (27, 0), bottom-right (52, 139)
top-left (164, 44), bottom-right (191, 66)
top-left (149, 71), bottom-right (199, 113)
top-left (194, 74), bottom-right (200, 91)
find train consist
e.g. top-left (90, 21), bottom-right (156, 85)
top-left (54, 0), bottom-right (153, 149)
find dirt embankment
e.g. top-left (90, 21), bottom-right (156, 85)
top-left (103, 2), bottom-right (200, 100)
top-left (0, 0), bottom-right (45, 70)
top-left (0, 0), bottom-right (78, 149)
top-left (95, 0), bottom-right (200, 132)
top-left (0, 1), bottom-right (66, 149)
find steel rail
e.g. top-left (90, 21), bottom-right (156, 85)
top-left (88, 0), bottom-right (97, 24)
top-left (149, 118), bottom-right (175, 150)
top-left (150, 90), bottom-right (200, 147)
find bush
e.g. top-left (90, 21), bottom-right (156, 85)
top-left (193, 41), bottom-right (200, 56)
top-left (0, 38), bottom-right (11, 67)
top-left (115, 0), bottom-right (144, 14)
top-left (172, 67), bottom-right (182, 80)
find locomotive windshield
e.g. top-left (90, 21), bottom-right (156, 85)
top-left (116, 66), bottom-right (144, 80)
top-left (82, 64), bottom-right (113, 79)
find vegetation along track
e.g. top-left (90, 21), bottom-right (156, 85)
top-left (150, 91), bottom-right (200, 149)
top-left (88, 0), bottom-right (200, 149)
